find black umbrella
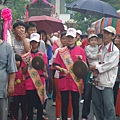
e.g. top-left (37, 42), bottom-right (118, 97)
top-left (66, 0), bottom-right (120, 18)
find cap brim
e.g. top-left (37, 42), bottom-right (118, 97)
top-left (77, 33), bottom-right (81, 35)
top-left (102, 28), bottom-right (112, 33)
top-left (66, 34), bottom-right (76, 38)
top-left (30, 39), bottom-right (40, 42)
top-left (88, 35), bottom-right (98, 40)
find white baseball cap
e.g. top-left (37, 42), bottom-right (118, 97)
top-left (88, 34), bottom-right (98, 40)
top-left (103, 26), bottom-right (116, 35)
top-left (51, 36), bottom-right (58, 42)
top-left (76, 30), bottom-right (82, 35)
top-left (30, 33), bottom-right (40, 42)
top-left (66, 28), bottom-right (76, 38)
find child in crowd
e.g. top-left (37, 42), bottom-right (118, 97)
top-left (38, 30), bottom-right (52, 115)
top-left (26, 22), bottom-right (46, 54)
top-left (76, 30), bottom-right (82, 46)
top-left (22, 33), bottom-right (48, 120)
top-left (13, 21), bottom-right (30, 55)
top-left (10, 54), bottom-right (27, 120)
top-left (85, 34), bottom-right (100, 84)
top-left (53, 31), bottom-right (72, 120)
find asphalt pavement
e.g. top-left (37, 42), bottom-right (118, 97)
top-left (9, 99), bottom-right (120, 120)
top-left (34, 99), bottom-right (120, 120)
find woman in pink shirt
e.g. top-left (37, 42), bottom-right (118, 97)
top-left (54, 28), bottom-right (86, 120)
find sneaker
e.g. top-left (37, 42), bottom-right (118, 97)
top-left (93, 115), bottom-right (96, 120)
top-left (42, 115), bottom-right (48, 120)
top-left (33, 109), bottom-right (37, 114)
top-left (67, 118), bottom-right (72, 120)
top-left (56, 118), bottom-right (61, 120)
top-left (48, 93), bottom-right (52, 99)
top-left (52, 102), bottom-right (56, 106)
top-left (80, 99), bottom-right (84, 104)
top-left (82, 119), bottom-right (87, 120)
top-left (43, 109), bottom-right (47, 115)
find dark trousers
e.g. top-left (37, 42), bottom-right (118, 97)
top-left (113, 81), bottom-right (119, 106)
top-left (26, 90), bottom-right (43, 120)
top-left (52, 70), bottom-right (56, 102)
top-left (81, 79), bottom-right (86, 100)
top-left (82, 84), bottom-right (92, 119)
top-left (61, 91), bottom-right (80, 120)
top-left (10, 95), bottom-right (27, 120)
top-left (52, 84), bottom-right (56, 102)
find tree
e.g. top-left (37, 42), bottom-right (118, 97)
top-left (102, 0), bottom-right (120, 10)
top-left (73, 13), bottom-right (101, 33)
top-left (65, 0), bottom-right (75, 3)
top-left (6, 0), bottom-right (29, 22)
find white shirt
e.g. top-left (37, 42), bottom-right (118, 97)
top-left (96, 42), bottom-right (119, 88)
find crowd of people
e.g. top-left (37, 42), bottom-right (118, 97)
top-left (0, 20), bottom-right (120, 120)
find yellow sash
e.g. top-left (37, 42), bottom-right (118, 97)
top-left (22, 52), bottom-right (46, 104)
top-left (59, 47), bottom-right (83, 94)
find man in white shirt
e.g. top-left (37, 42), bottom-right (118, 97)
top-left (90, 26), bottom-right (119, 120)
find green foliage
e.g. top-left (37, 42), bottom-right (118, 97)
top-left (73, 13), bottom-right (101, 33)
top-left (65, 0), bottom-right (75, 3)
top-left (102, 0), bottom-right (120, 10)
top-left (6, 0), bottom-right (29, 23)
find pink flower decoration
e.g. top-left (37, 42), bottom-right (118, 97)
top-left (1, 8), bottom-right (12, 21)
top-left (1, 8), bottom-right (12, 42)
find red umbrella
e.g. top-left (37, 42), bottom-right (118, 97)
top-left (24, 15), bottom-right (64, 33)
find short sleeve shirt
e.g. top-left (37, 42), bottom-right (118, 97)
top-left (12, 69), bottom-right (26, 96)
top-left (21, 50), bottom-right (48, 90)
top-left (0, 42), bottom-right (17, 98)
top-left (14, 39), bottom-right (29, 54)
top-left (54, 45), bottom-right (86, 91)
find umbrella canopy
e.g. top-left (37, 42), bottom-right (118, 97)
top-left (24, 15), bottom-right (64, 33)
top-left (66, 0), bottom-right (120, 18)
